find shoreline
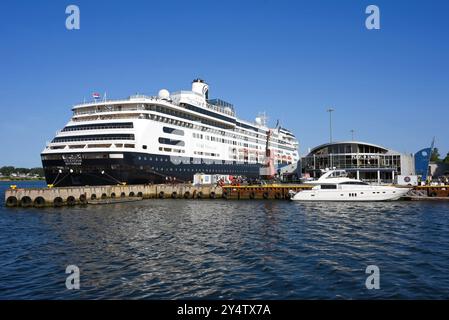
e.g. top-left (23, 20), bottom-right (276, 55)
top-left (0, 178), bottom-right (45, 182)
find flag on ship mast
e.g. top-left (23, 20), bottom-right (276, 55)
top-left (92, 92), bottom-right (101, 100)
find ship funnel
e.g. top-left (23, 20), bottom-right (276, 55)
top-left (192, 78), bottom-right (209, 99)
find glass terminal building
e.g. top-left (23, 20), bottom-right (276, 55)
top-left (302, 141), bottom-right (415, 183)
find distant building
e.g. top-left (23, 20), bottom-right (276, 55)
top-left (302, 141), bottom-right (415, 183)
top-left (414, 140), bottom-right (434, 180)
top-left (430, 162), bottom-right (449, 178)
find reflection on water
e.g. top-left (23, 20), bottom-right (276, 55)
top-left (0, 181), bottom-right (448, 299)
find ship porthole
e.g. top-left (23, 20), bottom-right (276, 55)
top-left (53, 197), bottom-right (63, 207)
top-left (67, 196), bottom-right (76, 206)
top-left (6, 196), bottom-right (18, 207)
top-left (20, 196), bottom-right (32, 208)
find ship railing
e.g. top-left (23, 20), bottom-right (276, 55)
top-left (72, 104), bottom-right (149, 116)
top-left (205, 103), bottom-right (235, 117)
top-left (73, 96), bottom-right (160, 108)
top-left (73, 96), bottom-right (236, 117)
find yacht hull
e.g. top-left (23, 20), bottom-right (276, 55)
top-left (290, 187), bottom-right (410, 202)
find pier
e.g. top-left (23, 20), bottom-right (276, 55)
top-left (4, 184), bottom-right (223, 208)
top-left (4, 184), bottom-right (314, 208)
top-left (4, 184), bottom-right (449, 208)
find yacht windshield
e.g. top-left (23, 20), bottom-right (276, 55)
top-left (320, 184), bottom-right (337, 189)
top-left (327, 171), bottom-right (348, 178)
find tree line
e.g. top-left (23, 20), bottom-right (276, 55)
top-left (0, 166), bottom-right (44, 177)
top-left (430, 149), bottom-right (449, 164)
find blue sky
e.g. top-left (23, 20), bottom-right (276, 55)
top-left (0, 0), bottom-right (448, 167)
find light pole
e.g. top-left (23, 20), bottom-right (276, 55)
top-left (326, 108), bottom-right (334, 143)
top-left (350, 129), bottom-right (355, 141)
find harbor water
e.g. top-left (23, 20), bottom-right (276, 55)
top-left (0, 181), bottom-right (448, 299)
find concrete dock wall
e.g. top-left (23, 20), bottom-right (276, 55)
top-left (5, 184), bottom-right (223, 208)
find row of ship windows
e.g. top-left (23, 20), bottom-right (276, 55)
top-left (136, 156), bottom-right (260, 166)
top-left (73, 110), bottom-right (292, 147)
top-left (192, 132), bottom-right (259, 149)
top-left (63, 116), bottom-right (296, 155)
top-left (157, 103), bottom-right (284, 145)
top-left (163, 128), bottom-right (291, 157)
top-left (194, 151), bottom-right (220, 157)
top-left (148, 166), bottom-right (256, 174)
top-left (50, 144), bottom-right (135, 150)
top-left (182, 103), bottom-right (236, 125)
top-left (158, 147), bottom-right (185, 153)
top-left (147, 104), bottom-right (233, 130)
top-left (149, 112), bottom-right (263, 143)
top-left (42, 151), bottom-right (290, 166)
top-left (50, 140), bottom-right (294, 158)
top-left (158, 137), bottom-right (185, 146)
top-left (52, 134), bottom-right (135, 143)
top-left (49, 145), bottom-right (293, 164)
top-left (150, 148), bottom-right (260, 163)
top-left (73, 102), bottom-right (256, 137)
top-left (48, 140), bottom-right (292, 161)
top-left (62, 122), bottom-right (134, 132)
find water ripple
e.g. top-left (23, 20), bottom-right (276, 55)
top-left (1, 181), bottom-right (449, 299)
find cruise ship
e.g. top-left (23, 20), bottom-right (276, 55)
top-left (41, 79), bottom-right (299, 186)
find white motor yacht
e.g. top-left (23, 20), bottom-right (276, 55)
top-left (290, 170), bottom-right (411, 201)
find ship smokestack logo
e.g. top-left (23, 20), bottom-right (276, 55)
top-left (192, 79), bottom-right (209, 99)
top-left (203, 85), bottom-right (209, 99)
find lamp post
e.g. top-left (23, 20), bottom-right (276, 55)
top-left (326, 108), bottom-right (335, 143)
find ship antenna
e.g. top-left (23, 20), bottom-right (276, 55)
top-left (258, 112), bottom-right (268, 127)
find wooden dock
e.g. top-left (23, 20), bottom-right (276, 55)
top-left (221, 184), bottom-right (312, 200)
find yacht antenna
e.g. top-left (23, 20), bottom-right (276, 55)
top-left (326, 108), bottom-right (335, 142)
